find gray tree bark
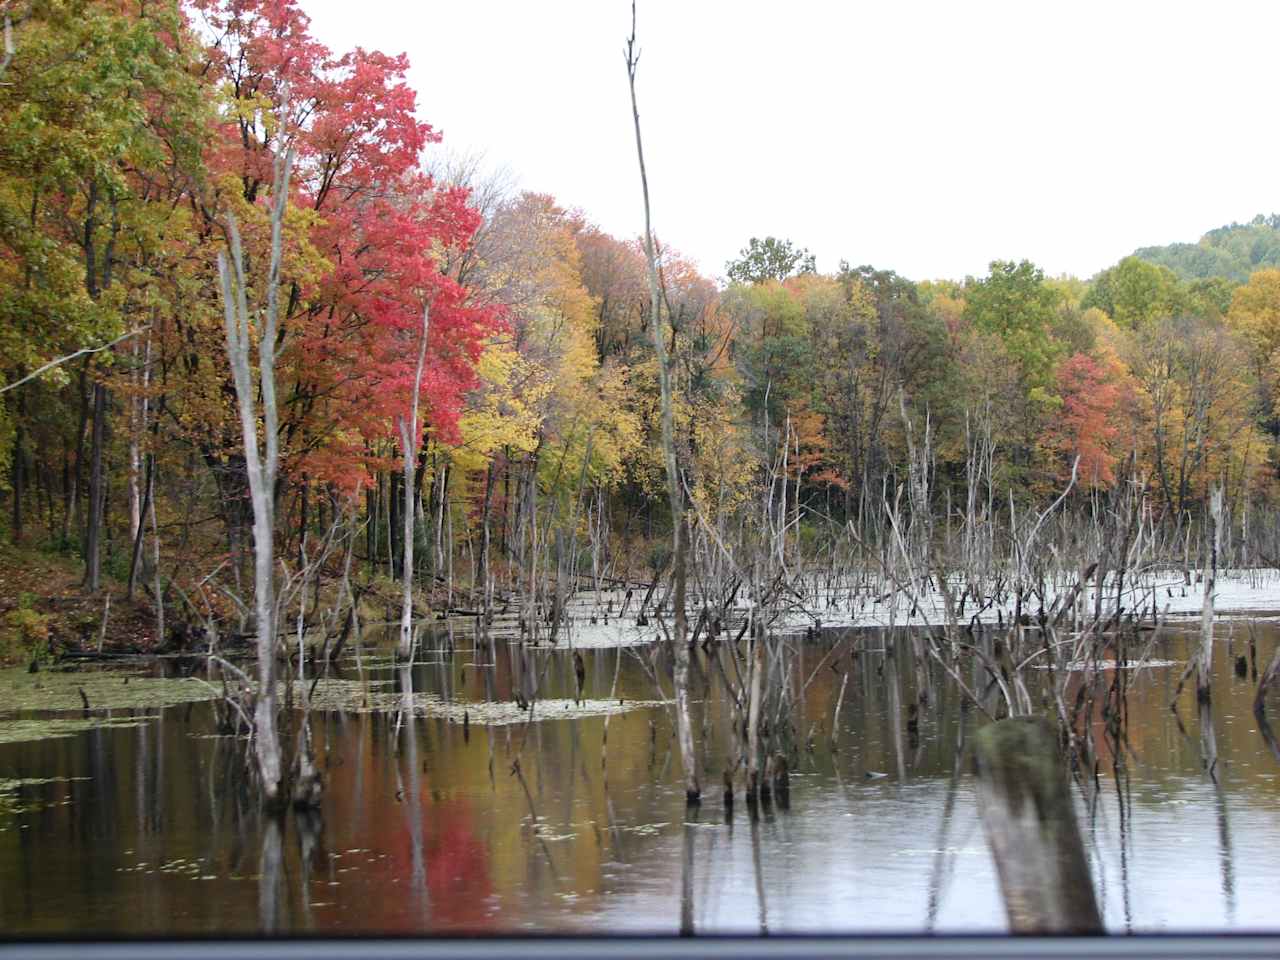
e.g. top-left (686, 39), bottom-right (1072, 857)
top-left (625, 2), bottom-right (699, 802)
top-left (216, 141), bottom-right (295, 807)
top-left (397, 306), bottom-right (430, 659)
top-left (1198, 486), bottom-right (1223, 703)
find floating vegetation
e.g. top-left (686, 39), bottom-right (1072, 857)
top-left (1030, 658), bottom-right (1181, 672)
top-left (0, 776), bottom-right (89, 814)
top-left (0, 663), bottom-right (662, 745)
top-left (513, 627), bottom-right (656, 651)
top-left (303, 678), bottom-right (666, 725)
top-left (613, 821), bottom-right (669, 837)
top-left (0, 667), bottom-right (219, 713)
top-left (0, 715), bottom-right (157, 746)
top-left (116, 856), bottom-right (215, 880)
top-left (898, 846), bottom-right (987, 857)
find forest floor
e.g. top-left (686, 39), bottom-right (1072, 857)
top-left (0, 542), bottom-right (160, 666)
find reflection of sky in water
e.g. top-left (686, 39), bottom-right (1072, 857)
top-left (1, 620), bottom-right (1278, 935)
top-left (586, 777), bottom-right (1277, 933)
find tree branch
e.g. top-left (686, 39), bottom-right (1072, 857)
top-left (0, 326), bottom-right (150, 394)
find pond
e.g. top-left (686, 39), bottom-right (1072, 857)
top-left (2, 613), bottom-right (1278, 936)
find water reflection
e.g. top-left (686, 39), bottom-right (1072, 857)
top-left (1, 621), bottom-right (1280, 935)
top-left (397, 663), bottom-right (429, 928)
top-left (680, 812), bottom-right (695, 937)
top-left (258, 816), bottom-right (284, 934)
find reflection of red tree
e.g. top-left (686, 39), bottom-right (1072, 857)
top-left (312, 721), bottom-right (499, 933)
top-left (381, 795), bottom-right (493, 931)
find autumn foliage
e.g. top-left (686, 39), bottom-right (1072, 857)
top-left (3, 0), bottom-right (1280, 615)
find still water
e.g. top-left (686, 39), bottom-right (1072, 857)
top-left (2, 619), bottom-right (1278, 936)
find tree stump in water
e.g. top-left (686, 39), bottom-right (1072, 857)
top-left (972, 717), bottom-right (1102, 934)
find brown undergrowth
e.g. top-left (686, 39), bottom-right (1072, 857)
top-left (0, 543), bottom-right (160, 664)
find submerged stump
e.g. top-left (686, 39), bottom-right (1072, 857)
top-left (972, 717), bottom-right (1102, 934)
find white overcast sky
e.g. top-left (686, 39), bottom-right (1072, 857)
top-left (301, 0), bottom-right (1280, 284)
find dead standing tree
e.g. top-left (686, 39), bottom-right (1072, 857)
top-left (216, 137), bottom-right (295, 809)
top-left (625, 1), bottom-right (699, 803)
top-left (1198, 485), bottom-right (1223, 703)
top-left (397, 306), bottom-right (430, 659)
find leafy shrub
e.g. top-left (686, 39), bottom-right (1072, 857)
top-left (2, 604), bottom-right (52, 665)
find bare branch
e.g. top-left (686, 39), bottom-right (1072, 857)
top-left (0, 326), bottom-right (150, 394)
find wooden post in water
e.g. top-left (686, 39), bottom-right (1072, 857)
top-left (972, 717), bottom-right (1103, 934)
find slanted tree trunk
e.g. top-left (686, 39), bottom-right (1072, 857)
top-left (625, 3), bottom-right (699, 802)
top-left (217, 141), bottom-right (295, 808)
top-left (397, 306), bottom-right (430, 659)
top-left (973, 717), bottom-right (1103, 934)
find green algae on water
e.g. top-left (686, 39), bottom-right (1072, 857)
top-left (0, 667), bottom-right (220, 713)
top-left (0, 775), bottom-right (91, 814)
top-left (0, 665), bottom-right (207, 745)
top-left (0, 715), bottom-right (158, 746)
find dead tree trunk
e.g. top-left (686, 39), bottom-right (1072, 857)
top-left (397, 306), bottom-right (430, 659)
top-left (625, 2), bottom-right (698, 802)
top-left (84, 380), bottom-right (107, 590)
top-left (972, 717), bottom-right (1103, 934)
top-left (217, 141), bottom-right (295, 809)
top-left (746, 624), bottom-right (765, 797)
top-left (1198, 486), bottom-right (1223, 704)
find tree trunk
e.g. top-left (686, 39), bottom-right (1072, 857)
top-left (84, 380), bottom-right (107, 591)
top-left (1198, 486), bottom-right (1223, 704)
top-left (479, 460), bottom-right (496, 621)
top-left (216, 142), bottom-right (295, 808)
top-left (9, 390), bottom-right (22, 543)
top-left (746, 623), bottom-right (765, 798)
top-left (127, 339), bottom-right (143, 546)
top-left (398, 306), bottom-right (430, 659)
top-left (126, 452), bottom-right (153, 600)
top-left (973, 717), bottom-right (1103, 934)
top-left (626, 5), bottom-right (699, 803)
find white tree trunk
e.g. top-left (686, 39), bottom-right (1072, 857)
top-left (397, 306), bottom-right (430, 659)
top-left (216, 142), bottom-right (294, 807)
top-left (1198, 486), bottom-right (1223, 703)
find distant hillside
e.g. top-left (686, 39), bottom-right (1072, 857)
top-left (1134, 214), bottom-right (1280, 282)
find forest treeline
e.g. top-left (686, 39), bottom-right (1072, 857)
top-left (1135, 215), bottom-right (1280, 283)
top-left (5, 0), bottom-right (1280, 624)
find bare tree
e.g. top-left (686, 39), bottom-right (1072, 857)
top-left (625, 1), bottom-right (699, 802)
top-left (398, 306), bottom-right (430, 658)
top-left (216, 139), bottom-right (295, 807)
top-left (1198, 485), bottom-right (1223, 703)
